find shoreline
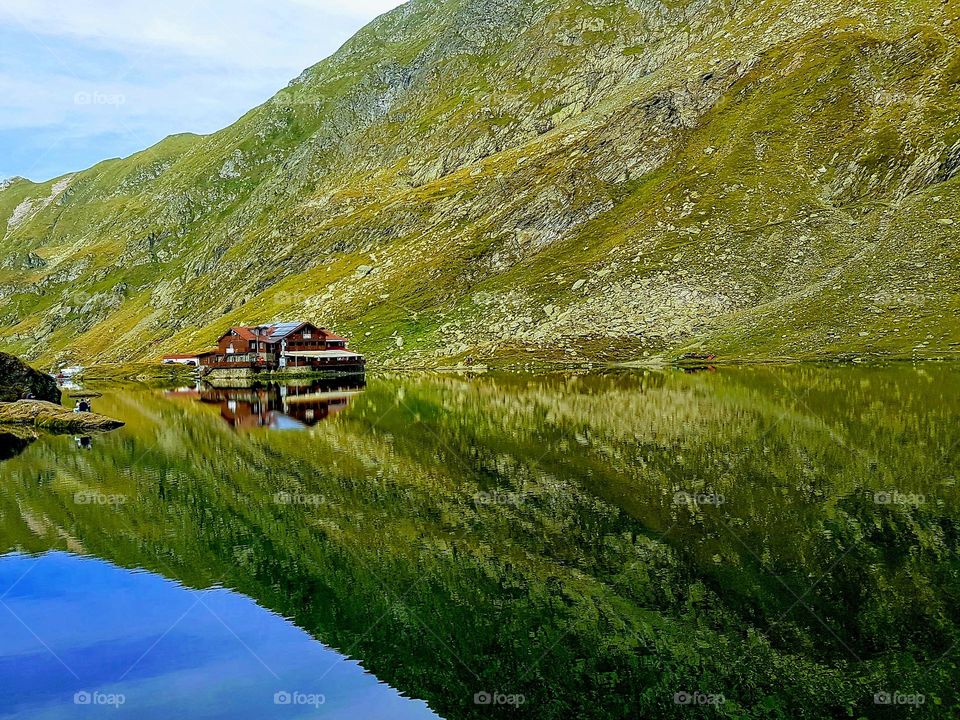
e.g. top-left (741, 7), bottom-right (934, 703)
top-left (34, 350), bottom-right (960, 385)
top-left (0, 400), bottom-right (124, 432)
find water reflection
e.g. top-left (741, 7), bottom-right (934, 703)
top-left (0, 366), bottom-right (958, 719)
top-left (0, 551), bottom-right (439, 720)
top-left (167, 378), bottom-right (367, 430)
top-left (0, 429), bottom-right (35, 461)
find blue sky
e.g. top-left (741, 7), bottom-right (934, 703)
top-left (0, 0), bottom-right (407, 182)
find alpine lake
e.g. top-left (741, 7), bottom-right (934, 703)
top-left (0, 364), bottom-right (958, 719)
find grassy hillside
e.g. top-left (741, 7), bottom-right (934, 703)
top-left (1, 0), bottom-right (958, 368)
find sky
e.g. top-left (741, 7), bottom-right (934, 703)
top-left (0, 0), bottom-right (407, 182)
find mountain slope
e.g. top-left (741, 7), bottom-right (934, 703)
top-left (1, 0), bottom-right (958, 367)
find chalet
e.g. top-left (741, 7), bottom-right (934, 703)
top-left (164, 322), bottom-right (365, 374)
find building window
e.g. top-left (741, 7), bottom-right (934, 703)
top-left (303, 331), bottom-right (312, 339)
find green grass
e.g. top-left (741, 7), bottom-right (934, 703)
top-left (1, 0), bottom-right (958, 367)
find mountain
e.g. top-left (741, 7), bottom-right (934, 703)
top-left (1, 0), bottom-right (958, 368)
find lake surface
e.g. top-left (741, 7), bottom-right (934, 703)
top-left (0, 366), bottom-right (958, 718)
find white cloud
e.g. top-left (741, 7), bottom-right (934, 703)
top-left (0, 1), bottom-right (407, 68)
top-left (0, 0), bottom-right (410, 179)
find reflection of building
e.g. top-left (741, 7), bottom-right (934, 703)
top-left (163, 322), bottom-right (364, 374)
top-left (167, 378), bottom-right (366, 431)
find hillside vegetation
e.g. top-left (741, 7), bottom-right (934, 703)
top-left (1, 0), bottom-right (958, 367)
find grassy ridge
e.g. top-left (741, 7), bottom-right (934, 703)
top-left (0, 0), bottom-right (958, 367)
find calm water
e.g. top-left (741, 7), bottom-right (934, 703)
top-left (0, 366), bottom-right (958, 718)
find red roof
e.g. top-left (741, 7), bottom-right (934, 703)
top-left (230, 327), bottom-right (257, 340)
top-left (220, 323), bottom-right (349, 344)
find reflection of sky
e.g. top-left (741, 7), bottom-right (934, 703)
top-left (271, 415), bottom-right (308, 431)
top-left (0, 552), bottom-right (439, 719)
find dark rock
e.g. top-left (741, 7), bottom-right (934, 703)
top-left (0, 427), bottom-right (37, 461)
top-left (0, 353), bottom-right (61, 403)
top-left (0, 400), bottom-right (124, 432)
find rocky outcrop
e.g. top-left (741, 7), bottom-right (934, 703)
top-left (0, 400), bottom-right (124, 432)
top-left (0, 353), bottom-right (60, 403)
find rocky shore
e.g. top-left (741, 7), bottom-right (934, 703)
top-left (0, 400), bottom-right (124, 432)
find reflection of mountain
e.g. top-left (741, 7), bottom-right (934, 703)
top-left (1, 368), bottom-right (959, 718)
top-left (168, 378), bottom-right (366, 430)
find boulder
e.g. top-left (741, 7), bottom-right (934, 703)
top-left (0, 400), bottom-right (124, 432)
top-left (0, 353), bottom-right (61, 403)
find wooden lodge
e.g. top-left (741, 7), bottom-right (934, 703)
top-left (163, 322), bottom-right (365, 375)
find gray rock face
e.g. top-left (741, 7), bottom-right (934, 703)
top-left (0, 353), bottom-right (61, 403)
